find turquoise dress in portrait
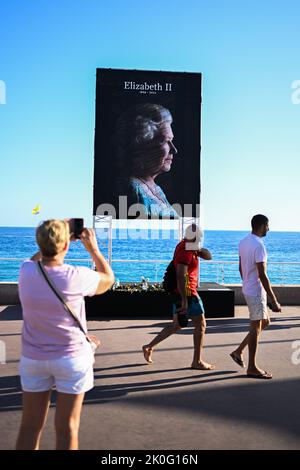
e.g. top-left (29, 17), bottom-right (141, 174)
top-left (119, 177), bottom-right (178, 218)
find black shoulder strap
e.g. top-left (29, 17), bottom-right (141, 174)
top-left (36, 261), bottom-right (87, 336)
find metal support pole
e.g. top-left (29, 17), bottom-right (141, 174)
top-left (108, 216), bottom-right (113, 266)
top-left (92, 215), bottom-right (96, 270)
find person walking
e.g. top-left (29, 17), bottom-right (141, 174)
top-left (142, 224), bottom-right (215, 370)
top-left (230, 214), bottom-right (281, 379)
top-left (16, 220), bottom-right (114, 450)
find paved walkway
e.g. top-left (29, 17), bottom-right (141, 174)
top-left (0, 305), bottom-right (300, 450)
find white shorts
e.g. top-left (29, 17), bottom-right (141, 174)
top-left (19, 348), bottom-right (94, 394)
top-left (244, 291), bottom-right (269, 321)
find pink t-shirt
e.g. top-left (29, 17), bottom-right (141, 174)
top-left (18, 261), bottom-right (100, 360)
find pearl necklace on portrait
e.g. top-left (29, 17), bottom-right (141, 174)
top-left (136, 177), bottom-right (168, 206)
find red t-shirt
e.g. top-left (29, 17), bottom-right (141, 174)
top-left (173, 240), bottom-right (199, 297)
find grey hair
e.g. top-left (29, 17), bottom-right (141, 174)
top-left (133, 107), bottom-right (172, 146)
top-left (115, 103), bottom-right (173, 175)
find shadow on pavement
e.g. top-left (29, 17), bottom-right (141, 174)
top-left (85, 376), bottom-right (300, 440)
top-left (0, 306), bottom-right (22, 321)
top-left (0, 370), bottom-right (237, 412)
top-left (1, 370), bottom-right (300, 442)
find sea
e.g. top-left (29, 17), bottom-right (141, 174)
top-left (0, 227), bottom-right (299, 285)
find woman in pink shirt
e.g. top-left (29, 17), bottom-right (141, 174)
top-left (16, 220), bottom-right (114, 450)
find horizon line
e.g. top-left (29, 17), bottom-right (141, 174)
top-left (0, 225), bottom-right (300, 233)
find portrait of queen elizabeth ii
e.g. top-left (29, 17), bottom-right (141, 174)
top-left (114, 103), bottom-right (179, 218)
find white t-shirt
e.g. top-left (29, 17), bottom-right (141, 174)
top-left (19, 261), bottom-right (100, 360)
top-left (238, 233), bottom-right (267, 296)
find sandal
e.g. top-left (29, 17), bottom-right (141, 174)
top-left (247, 370), bottom-right (272, 380)
top-left (230, 352), bottom-right (245, 368)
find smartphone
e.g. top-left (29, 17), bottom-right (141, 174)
top-left (69, 218), bottom-right (84, 239)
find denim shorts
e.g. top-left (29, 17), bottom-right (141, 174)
top-left (172, 295), bottom-right (205, 317)
top-left (19, 347), bottom-right (94, 395)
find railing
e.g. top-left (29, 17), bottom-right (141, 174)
top-left (111, 260), bottom-right (300, 285)
top-left (1, 258), bottom-right (300, 285)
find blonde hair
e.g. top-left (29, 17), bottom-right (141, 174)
top-left (36, 219), bottom-right (70, 257)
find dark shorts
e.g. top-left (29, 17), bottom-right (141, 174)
top-left (172, 295), bottom-right (205, 318)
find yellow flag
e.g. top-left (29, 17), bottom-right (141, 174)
top-left (32, 204), bottom-right (40, 215)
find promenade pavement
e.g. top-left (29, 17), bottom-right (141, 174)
top-left (0, 305), bottom-right (300, 450)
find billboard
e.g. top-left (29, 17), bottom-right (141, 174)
top-left (93, 68), bottom-right (202, 219)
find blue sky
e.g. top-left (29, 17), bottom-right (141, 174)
top-left (0, 0), bottom-right (299, 230)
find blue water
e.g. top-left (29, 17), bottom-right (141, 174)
top-left (0, 227), bottom-right (299, 284)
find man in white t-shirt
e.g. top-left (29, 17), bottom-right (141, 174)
top-left (230, 214), bottom-right (281, 379)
